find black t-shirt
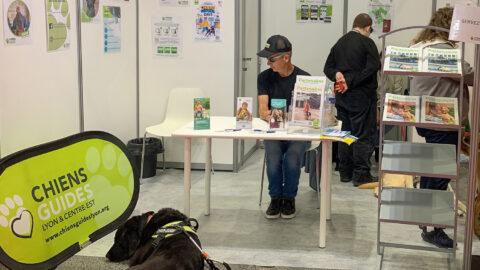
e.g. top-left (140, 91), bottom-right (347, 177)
top-left (257, 66), bottom-right (310, 110)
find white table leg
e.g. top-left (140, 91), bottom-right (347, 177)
top-left (319, 140), bottom-right (329, 248)
top-left (184, 138), bottom-right (191, 217)
top-left (326, 141), bottom-right (332, 220)
top-left (205, 138), bottom-right (211, 216)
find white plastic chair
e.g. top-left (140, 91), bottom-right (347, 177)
top-left (259, 141), bottom-right (321, 206)
top-left (141, 88), bottom-right (204, 176)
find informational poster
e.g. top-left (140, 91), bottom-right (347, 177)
top-left (81, 0), bottom-right (100, 23)
top-left (3, 0), bottom-right (32, 45)
top-left (449, 4), bottom-right (480, 44)
top-left (194, 0), bottom-right (222, 42)
top-left (368, 0), bottom-right (393, 34)
top-left (152, 16), bottom-right (182, 57)
top-left (159, 0), bottom-right (189, 6)
top-left (103, 6), bottom-right (121, 53)
top-left (296, 0), bottom-right (332, 23)
top-left (45, 0), bottom-right (71, 52)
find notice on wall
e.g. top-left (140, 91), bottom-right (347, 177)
top-left (194, 0), bottom-right (222, 42)
top-left (103, 6), bottom-right (121, 53)
top-left (3, 0), bottom-right (32, 45)
top-left (159, 0), bottom-right (190, 6)
top-left (152, 16), bottom-right (182, 57)
top-left (368, 0), bottom-right (393, 34)
top-left (82, 0), bottom-right (100, 23)
top-left (296, 0), bottom-right (332, 23)
top-left (45, 0), bottom-right (71, 52)
top-left (449, 4), bottom-right (480, 44)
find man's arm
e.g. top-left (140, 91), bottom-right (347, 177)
top-left (323, 47), bottom-right (337, 82)
top-left (258, 95), bottom-right (270, 122)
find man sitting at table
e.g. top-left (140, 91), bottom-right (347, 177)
top-left (257, 35), bottom-right (310, 219)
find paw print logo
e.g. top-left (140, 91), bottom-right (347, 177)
top-left (0, 195), bottom-right (33, 238)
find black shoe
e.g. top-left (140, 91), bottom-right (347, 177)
top-left (421, 228), bottom-right (454, 248)
top-left (374, 147), bottom-right (379, 163)
top-left (340, 173), bottom-right (352, 182)
top-left (353, 174), bottom-right (378, 187)
top-left (281, 197), bottom-right (296, 219)
top-left (265, 197), bottom-right (282, 219)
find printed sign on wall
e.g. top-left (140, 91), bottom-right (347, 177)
top-left (0, 132), bottom-right (139, 269)
top-left (3, 0), bottom-right (32, 45)
top-left (296, 0), bottom-right (333, 23)
top-left (449, 4), bottom-right (480, 44)
top-left (45, 0), bottom-right (71, 52)
top-left (194, 0), bottom-right (222, 42)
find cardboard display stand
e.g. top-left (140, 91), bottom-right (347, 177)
top-left (0, 131), bottom-right (139, 270)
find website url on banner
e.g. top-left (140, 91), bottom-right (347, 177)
top-left (45, 206), bottom-right (110, 243)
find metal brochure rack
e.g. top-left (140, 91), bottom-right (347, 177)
top-left (377, 26), bottom-right (465, 269)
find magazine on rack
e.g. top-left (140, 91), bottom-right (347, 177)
top-left (290, 75), bottom-right (326, 128)
top-left (384, 46), bottom-right (422, 72)
top-left (421, 96), bottom-right (459, 125)
top-left (236, 97), bottom-right (253, 129)
top-left (269, 99), bottom-right (286, 130)
top-left (423, 47), bottom-right (462, 74)
top-left (382, 93), bottom-right (420, 123)
top-left (194, 97), bottom-right (210, 130)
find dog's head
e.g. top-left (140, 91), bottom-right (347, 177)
top-left (140, 208), bottom-right (194, 243)
top-left (106, 211), bottom-right (154, 262)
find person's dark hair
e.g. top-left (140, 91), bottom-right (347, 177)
top-left (352, 13), bottom-right (372, 29)
top-left (412, 7), bottom-right (453, 45)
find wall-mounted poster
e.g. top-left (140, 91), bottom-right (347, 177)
top-left (194, 0), bottom-right (222, 42)
top-left (159, 0), bottom-right (189, 6)
top-left (45, 0), bottom-right (71, 52)
top-left (3, 0), bottom-right (32, 45)
top-left (103, 6), bottom-right (121, 53)
top-left (296, 0), bottom-right (332, 23)
top-left (82, 0), bottom-right (100, 23)
top-left (152, 16), bottom-right (182, 57)
top-left (368, 0), bottom-right (393, 34)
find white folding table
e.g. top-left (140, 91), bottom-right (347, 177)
top-left (168, 116), bottom-right (334, 248)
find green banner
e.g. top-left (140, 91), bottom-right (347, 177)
top-left (0, 131), bottom-right (139, 269)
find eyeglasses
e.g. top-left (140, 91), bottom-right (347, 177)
top-left (267, 53), bottom-right (286, 63)
top-left (369, 26), bottom-right (373, 33)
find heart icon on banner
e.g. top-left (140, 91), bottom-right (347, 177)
top-left (11, 210), bottom-right (33, 238)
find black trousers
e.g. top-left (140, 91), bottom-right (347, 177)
top-left (336, 91), bottom-right (376, 181)
top-left (416, 128), bottom-right (458, 191)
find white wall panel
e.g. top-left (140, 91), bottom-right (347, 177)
top-left (0, 0), bottom-right (79, 157)
top-left (139, 1), bottom-right (236, 166)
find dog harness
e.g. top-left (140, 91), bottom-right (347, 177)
top-left (148, 218), bottom-right (231, 270)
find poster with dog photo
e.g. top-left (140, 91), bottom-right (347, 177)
top-left (82, 0), bottom-right (100, 23)
top-left (421, 96), bottom-right (458, 125)
top-left (236, 97), bottom-right (252, 129)
top-left (3, 0), bottom-right (32, 45)
top-left (382, 93), bottom-right (420, 123)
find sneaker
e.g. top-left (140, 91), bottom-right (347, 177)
top-left (340, 173), bottom-right (352, 183)
top-left (281, 197), bottom-right (296, 219)
top-left (421, 228), bottom-right (454, 248)
top-left (353, 174), bottom-right (378, 187)
top-left (265, 197), bottom-right (282, 219)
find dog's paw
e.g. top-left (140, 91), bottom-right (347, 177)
top-left (0, 195), bottom-right (34, 238)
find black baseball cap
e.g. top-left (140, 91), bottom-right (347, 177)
top-left (257, 35), bottom-right (292, 58)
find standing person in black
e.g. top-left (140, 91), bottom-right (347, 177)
top-left (257, 35), bottom-right (310, 219)
top-left (323, 13), bottom-right (380, 187)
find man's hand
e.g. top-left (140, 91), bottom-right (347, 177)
top-left (261, 110), bottom-right (271, 122)
top-left (335, 72), bottom-right (348, 93)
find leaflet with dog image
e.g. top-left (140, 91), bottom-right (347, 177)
top-left (290, 75), bottom-right (325, 128)
top-left (269, 99), bottom-right (286, 130)
top-left (236, 97), bottom-right (253, 129)
top-left (421, 95), bottom-right (458, 125)
top-left (194, 97), bottom-right (210, 130)
top-left (382, 93), bottom-right (420, 123)
top-left (423, 47), bottom-right (462, 74)
top-left (384, 46), bottom-right (422, 72)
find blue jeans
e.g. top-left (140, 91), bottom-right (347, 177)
top-left (416, 128), bottom-right (458, 190)
top-left (264, 140), bottom-right (310, 198)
